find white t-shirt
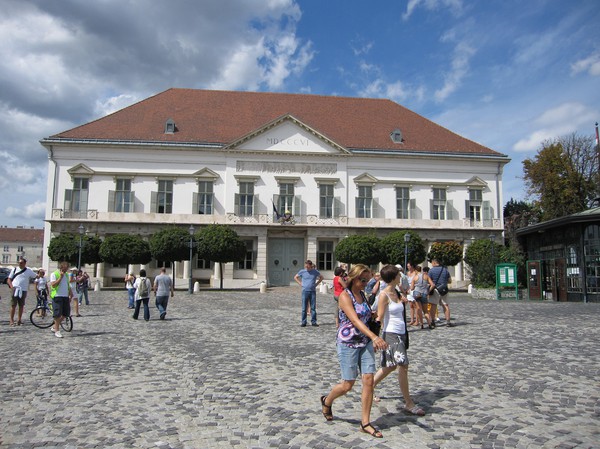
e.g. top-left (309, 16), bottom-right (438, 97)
top-left (134, 277), bottom-right (151, 300)
top-left (9, 267), bottom-right (36, 291)
top-left (50, 270), bottom-right (71, 297)
top-left (35, 276), bottom-right (48, 291)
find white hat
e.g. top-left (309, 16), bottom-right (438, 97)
top-left (395, 264), bottom-right (403, 271)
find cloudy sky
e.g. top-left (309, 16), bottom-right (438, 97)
top-left (1, 0), bottom-right (599, 229)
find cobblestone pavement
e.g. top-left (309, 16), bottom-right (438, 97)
top-left (1, 284), bottom-right (599, 449)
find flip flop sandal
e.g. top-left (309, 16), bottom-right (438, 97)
top-left (360, 422), bottom-right (383, 438)
top-left (320, 395), bottom-right (333, 421)
top-left (404, 405), bottom-right (426, 416)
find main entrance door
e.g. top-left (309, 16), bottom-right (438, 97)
top-left (268, 238), bottom-right (305, 286)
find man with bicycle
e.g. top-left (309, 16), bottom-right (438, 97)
top-left (49, 261), bottom-right (73, 338)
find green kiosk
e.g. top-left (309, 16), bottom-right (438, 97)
top-left (495, 263), bottom-right (518, 300)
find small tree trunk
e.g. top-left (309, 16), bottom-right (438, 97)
top-left (219, 262), bottom-right (224, 290)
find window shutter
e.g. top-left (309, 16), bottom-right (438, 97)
top-left (151, 191), bottom-right (158, 213)
top-left (108, 190), bottom-right (116, 212)
top-left (447, 200), bottom-right (454, 220)
top-left (293, 195), bottom-right (301, 216)
top-left (372, 199), bottom-right (379, 218)
top-left (126, 191), bottom-right (135, 212)
top-left (429, 199), bottom-right (434, 219)
top-left (192, 192), bottom-right (199, 214)
top-left (234, 193), bottom-right (240, 215)
top-left (64, 189), bottom-right (73, 211)
top-left (80, 189), bottom-right (89, 212)
top-left (483, 201), bottom-right (491, 226)
top-left (465, 200), bottom-right (470, 220)
top-left (409, 199), bottom-right (416, 219)
top-left (253, 194), bottom-right (259, 216)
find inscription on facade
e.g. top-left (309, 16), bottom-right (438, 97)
top-left (266, 137), bottom-right (310, 146)
top-left (237, 161), bottom-right (337, 175)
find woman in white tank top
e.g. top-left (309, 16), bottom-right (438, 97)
top-left (372, 264), bottom-right (425, 416)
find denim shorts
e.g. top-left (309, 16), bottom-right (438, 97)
top-left (337, 341), bottom-right (376, 380)
top-left (52, 296), bottom-right (71, 319)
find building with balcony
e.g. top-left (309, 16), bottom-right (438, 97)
top-left (0, 227), bottom-right (44, 268)
top-left (40, 88), bottom-right (509, 288)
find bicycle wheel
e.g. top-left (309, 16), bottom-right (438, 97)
top-left (61, 316), bottom-right (73, 332)
top-left (30, 307), bottom-right (54, 329)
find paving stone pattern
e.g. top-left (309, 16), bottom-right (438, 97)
top-left (1, 285), bottom-right (599, 449)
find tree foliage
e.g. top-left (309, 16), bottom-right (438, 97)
top-left (47, 233), bottom-right (102, 267)
top-left (523, 133), bottom-right (599, 221)
top-left (380, 230), bottom-right (426, 266)
top-left (149, 227), bottom-right (196, 263)
top-left (503, 198), bottom-right (540, 250)
top-left (464, 238), bottom-right (525, 288)
top-left (99, 234), bottom-right (152, 267)
top-left (427, 241), bottom-right (463, 267)
top-left (334, 234), bottom-right (383, 266)
top-left (195, 224), bottom-right (246, 289)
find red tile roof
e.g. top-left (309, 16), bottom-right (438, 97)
top-left (0, 228), bottom-right (44, 243)
top-left (50, 88), bottom-right (504, 156)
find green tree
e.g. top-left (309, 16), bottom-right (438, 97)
top-left (149, 227), bottom-right (196, 267)
top-left (380, 230), bottom-right (426, 266)
top-left (99, 234), bottom-right (152, 272)
top-left (427, 241), bottom-right (463, 267)
top-left (334, 234), bottom-right (383, 266)
top-left (195, 224), bottom-right (246, 290)
top-left (47, 233), bottom-right (102, 267)
top-left (523, 133), bottom-right (598, 221)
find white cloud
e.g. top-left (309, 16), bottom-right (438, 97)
top-left (402, 0), bottom-right (464, 21)
top-left (571, 53), bottom-right (600, 77)
top-left (95, 94), bottom-right (142, 117)
top-left (5, 201), bottom-right (46, 220)
top-left (435, 40), bottom-right (476, 102)
top-left (512, 102), bottom-right (597, 152)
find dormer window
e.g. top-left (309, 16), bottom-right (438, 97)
top-left (165, 118), bottom-right (176, 134)
top-left (390, 128), bottom-right (403, 143)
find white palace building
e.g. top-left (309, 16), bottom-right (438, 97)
top-left (40, 88), bottom-right (509, 288)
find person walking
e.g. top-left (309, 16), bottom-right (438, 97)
top-left (76, 270), bottom-right (90, 306)
top-left (373, 264), bottom-right (425, 415)
top-left (7, 257), bottom-right (37, 326)
top-left (320, 264), bottom-right (388, 439)
top-left (332, 266), bottom-right (348, 328)
top-left (125, 272), bottom-right (136, 309)
top-left (294, 260), bottom-right (323, 327)
top-left (410, 265), bottom-right (435, 329)
top-left (428, 258), bottom-right (452, 327)
top-left (49, 261), bottom-right (73, 338)
top-left (34, 269), bottom-right (49, 316)
top-left (132, 269), bottom-right (152, 321)
top-left (153, 267), bottom-right (174, 320)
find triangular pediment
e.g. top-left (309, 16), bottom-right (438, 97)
top-left (354, 173), bottom-right (379, 184)
top-left (67, 163), bottom-right (94, 176)
top-left (465, 176), bottom-right (488, 187)
top-left (225, 115), bottom-right (350, 154)
top-left (193, 168), bottom-right (219, 179)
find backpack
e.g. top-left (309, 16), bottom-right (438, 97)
top-left (137, 277), bottom-right (149, 298)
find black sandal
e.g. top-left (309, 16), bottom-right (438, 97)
top-left (320, 395), bottom-right (333, 421)
top-left (360, 422), bottom-right (383, 438)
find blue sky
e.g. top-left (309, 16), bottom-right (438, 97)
top-left (1, 0), bottom-right (599, 228)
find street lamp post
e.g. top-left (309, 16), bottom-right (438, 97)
top-left (77, 224), bottom-right (85, 269)
top-left (404, 233), bottom-right (411, 271)
top-left (188, 225), bottom-right (195, 294)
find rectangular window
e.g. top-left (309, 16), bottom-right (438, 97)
top-left (66, 177), bottom-right (89, 212)
top-left (356, 185), bottom-right (373, 218)
top-left (17, 246), bottom-right (24, 252)
top-left (2, 255), bottom-right (9, 264)
top-left (238, 182), bottom-right (254, 216)
top-left (278, 183), bottom-right (295, 214)
top-left (396, 187), bottom-right (410, 219)
top-left (468, 189), bottom-right (482, 223)
top-left (237, 240), bottom-right (254, 269)
top-left (196, 257), bottom-right (212, 269)
top-left (317, 241), bottom-right (334, 271)
top-left (3, 245), bottom-right (8, 251)
top-left (156, 260), bottom-right (172, 268)
top-left (196, 181), bottom-right (214, 215)
top-left (319, 184), bottom-right (334, 219)
top-left (113, 179), bottom-right (133, 213)
top-left (157, 180), bottom-right (173, 214)
top-left (432, 188), bottom-right (446, 220)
